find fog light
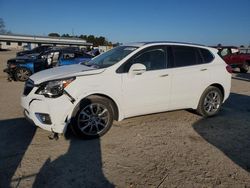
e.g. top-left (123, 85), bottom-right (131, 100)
top-left (35, 113), bottom-right (52, 125)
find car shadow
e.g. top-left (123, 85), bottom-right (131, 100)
top-left (32, 129), bottom-right (114, 188)
top-left (193, 93), bottom-right (250, 172)
top-left (0, 118), bottom-right (36, 188)
top-left (232, 70), bottom-right (250, 82)
top-left (0, 117), bottom-right (114, 187)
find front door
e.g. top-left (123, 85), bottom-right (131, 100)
top-left (120, 46), bottom-right (172, 117)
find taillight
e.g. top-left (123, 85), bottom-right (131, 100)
top-left (226, 65), bottom-right (233, 73)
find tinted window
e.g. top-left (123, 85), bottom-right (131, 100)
top-left (172, 46), bottom-right (202, 67)
top-left (134, 49), bottom-right (166, 70)
top-left (122, 47), bottom-right (167, 72)
top-left (75, 52), bottom-right (93, 58)
top-left (63, 53), bottom-right (75, 59)
top-left (199, 48), bottom-right (214, 63)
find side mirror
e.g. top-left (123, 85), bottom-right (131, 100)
top-left (129, 63), bottom-right (146, 76)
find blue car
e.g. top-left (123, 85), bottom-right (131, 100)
top-left (57, 51), bottom-right (93, 66)
top-left (4, 49), bottom-right (93, 81)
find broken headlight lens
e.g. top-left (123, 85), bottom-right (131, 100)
top-left (35, 77), bottom-right (75, 98)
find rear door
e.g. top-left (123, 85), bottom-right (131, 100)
top-left (168, 46), bottom-right (211, 109)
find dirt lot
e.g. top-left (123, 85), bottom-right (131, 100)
top-left (0, 50), bottom-right (250, 188)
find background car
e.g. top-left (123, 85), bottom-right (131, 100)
top-left (57, 51), bottom-right (93, 66)
top-left (4, 48), bottom-right (93, 81)
top-left (16, 45), bottom-right (53, 57)
top-left (212, 46), bottom-right (250, 73)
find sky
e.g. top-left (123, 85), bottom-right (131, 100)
top-left (0, 0), bottom-right (250, 46)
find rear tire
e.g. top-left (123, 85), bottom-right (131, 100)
top-left (240, 62), bottom-right (249, 73)
top-left (197, 86), bottom-right (223, 117)
top-left (71, 96), bottom-right (114, 139)
top-left (15, 67), bottom-right (31, 81)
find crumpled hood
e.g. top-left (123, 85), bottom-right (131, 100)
top-left (30, 64), bottom-right (105, 84)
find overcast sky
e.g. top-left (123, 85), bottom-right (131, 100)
top-left (1, 0), bottom-right (250, 46)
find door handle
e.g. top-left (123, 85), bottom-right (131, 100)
top-left (200, 68), bottom-right (207, 71)
top-left (160, 74), bottom-right (169, 77)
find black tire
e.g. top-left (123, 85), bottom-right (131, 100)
top-left (71, 96), bottom-right (114, 139)
top-left (196, 86), bottom-right (223, 117)
top-left (240, 62), bottom-right (249, 73)
top-left (15, 67), bottom-right (32, 81)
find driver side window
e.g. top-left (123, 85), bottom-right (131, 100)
top-left (122, 46), bottom-right (167, 72)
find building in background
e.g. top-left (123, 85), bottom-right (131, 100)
top-left (0, 34), bottom-right (92, 50)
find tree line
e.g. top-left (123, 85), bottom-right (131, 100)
top-left (0, 18), bottom-right (11, 34)
top-left (48, 33), bottom-right (113, 47)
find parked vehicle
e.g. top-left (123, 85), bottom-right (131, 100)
top-left (239, 47), bottom-right (250, 54)
top-left (16, 45), bottom-right (53, 57)
top-left (213, 46), bottom-right (250, 73)
top-left (88, 49), bottom-right (101, 56)
top-left (21, 42), bottom-right (231, 139)
top-left (4, 48), bottom-right (93, 81)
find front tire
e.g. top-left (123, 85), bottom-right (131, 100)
top-left (71, 96), bottom-right (114, 139)
top-left (15, 67), bottom-right (32, 81)
top-left (240, 62), bottom-right (249, 73)
top-left (197, 86), bottom-right (223, 117)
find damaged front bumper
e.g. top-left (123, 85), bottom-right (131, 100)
top-left (3, 67), bottom-right (16, 81)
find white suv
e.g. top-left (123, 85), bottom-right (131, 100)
top-left (21, 42), bottom-right (231, 139)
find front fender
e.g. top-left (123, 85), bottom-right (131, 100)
top-left (67, 90), bottom-right (125, 122)
top-left (19, 63), bottom-right (34, 73)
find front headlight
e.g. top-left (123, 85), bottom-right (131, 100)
top-left (35, 77), bottom-right (75, 98)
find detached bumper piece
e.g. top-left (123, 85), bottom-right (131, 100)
top-left (3, 68), bottom-right (15, 81)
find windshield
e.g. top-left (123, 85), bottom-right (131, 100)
top-left (83, 46), bottom-right (138, 68)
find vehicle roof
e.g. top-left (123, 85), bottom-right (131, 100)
top-left (124, 41), bottom-right (207, 48)
top-left (210, 46), bottom-right (238, 49)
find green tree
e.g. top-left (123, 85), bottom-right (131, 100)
top-left (0, 18), bottom-right (11, 34)
top-left (61, 33), bottom-right (72, 38)
top-left (96, 36), bottom-right (106, 46)
top-left (59, 33), bottom-right (113, 47)
top-left (79, 35), bottom-right (87, 40)
top-left (48, 33), bottom-right (60, 37)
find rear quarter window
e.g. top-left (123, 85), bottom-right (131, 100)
top-left (199, 48), bottom-right (214, 63)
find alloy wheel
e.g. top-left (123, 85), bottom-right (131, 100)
top-left (16, 69), bottom-right (30, 81)
top-left (203, 90), bottom-right (221, 114)
top-left (77, 103), bottom-right (110, 136)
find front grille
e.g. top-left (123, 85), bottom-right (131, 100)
top-left (23, 79), bottom-right (34, 96)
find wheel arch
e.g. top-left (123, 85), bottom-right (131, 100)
top-left (70, 93), bottom-right (120, 122)
top-left (209, 83), bottom-right (225, 100)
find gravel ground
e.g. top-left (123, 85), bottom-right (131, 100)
top-left (0, 50), bottom-right (250, 188)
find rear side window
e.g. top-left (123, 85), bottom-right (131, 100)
top-left (172, 46), bottom-right (202, 67)
top-left (200, 48), bottom-right (214, 63)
